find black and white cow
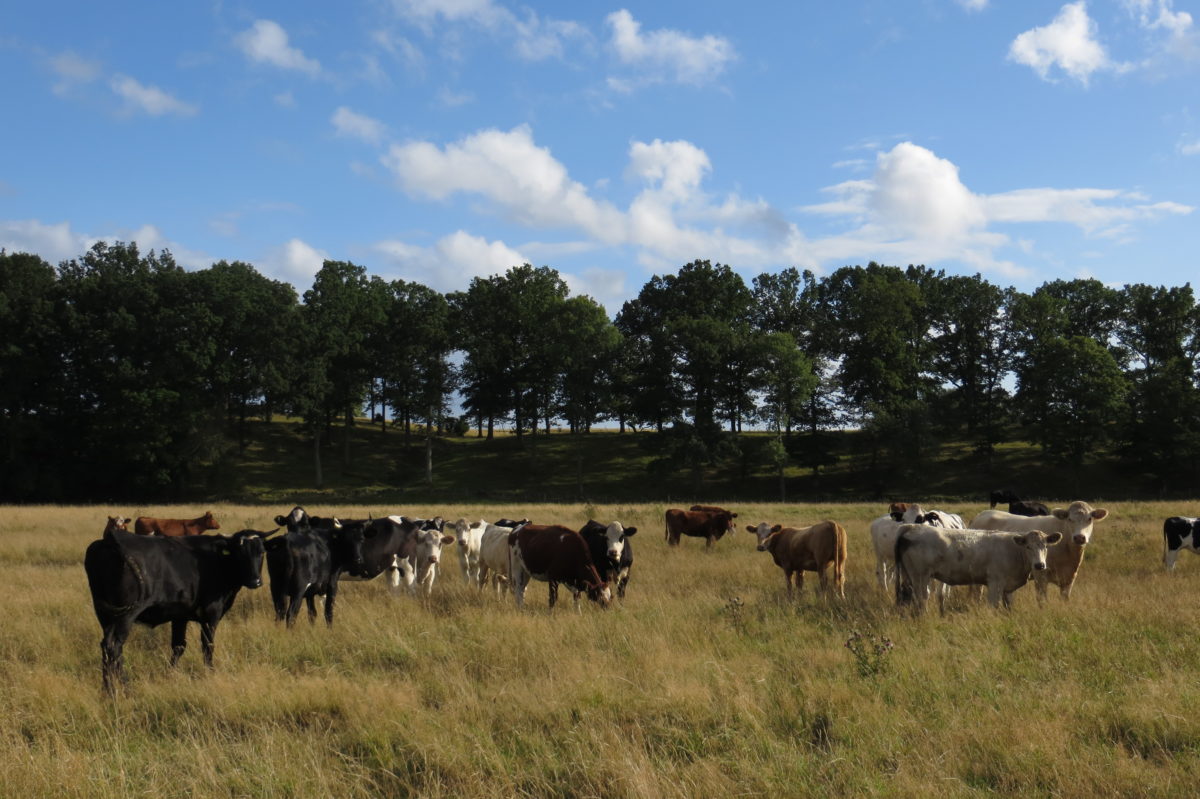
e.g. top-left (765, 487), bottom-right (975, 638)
top-left (1164, 517), bottom-right (1200, 571)
top-left (579, 519), bottom-right (637, 599)
top-left (84, 524), bottom-right (275, 693)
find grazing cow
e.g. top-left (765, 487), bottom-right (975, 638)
top-left (451, 518), bottom-right (487, 584)
top-left (477, 519), bottom-right (528, 594)
top-left (1009, 500), bottom-right (1050, 517)
top-left (264, 520), bottom-right (371, 627)
top-left (746, 520), bottom-right (847, 599)
top-left (579, 520), bottom-right (637, 599)
top-left (509, 524), bottom-right (611, 610)
top-left (664, 508), bottom-right (737, 547)
top-left (133, 511), bottom-right (220, 537)
top-left (989, 489), bottom-right (1020, 509)
top-left (894, 524), bottom-right (1062, 613)
top-left (84, 524), bottom-right (274, 693)
top-left (1163, 517), bottom-right (1200, 570)
top-left (969, 501), bottom-right (1109, 602)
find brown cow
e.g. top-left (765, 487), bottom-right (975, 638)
top-left (134, 511), bottom-right (220, 537)
top-left (690, 504), bottom-right (733, 515)
top-left (508, 524), bottom-right (612, 610)
top-left (665, 508), bottom-right (737, 547)
top-left (746, 520), bottom-right (847, 599)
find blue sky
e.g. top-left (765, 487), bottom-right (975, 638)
top-left (3, 0), bottom-right (1198, 314)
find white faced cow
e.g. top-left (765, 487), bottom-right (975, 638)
top-left (969, 501), bottom-right (1109, 603)
top-left (390, 529), bottom-right (455, 596)
top-left (476, 519), bottom-right (529, 594)
top-left (746, 520), bottom-right (847, 599)
top-left (894, 524), bottom-right (1062, 613)
top-left (1163, 517), bottom-right (1200, 570)
top-left (451, 518), bottom-right (487, 584)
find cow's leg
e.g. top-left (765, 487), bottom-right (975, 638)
top-left (1059, 579), bottom-right (1075, 601)
top-left (548, 581), bottom-right (558, 609)
top-left (100, 617), bottom-right (135, 694)
top-left (706, 535), bottom-right (714, 549)
top-left (305, 594), bottom-right (318, 624)
top-left (986, 581), bottom-right (1004, 608)
top-left (325, 582), bottom-right (339, 627)
top-left (169, 619), bottom-right (188, 666)
top-left (617, 566), bottom-right (630, 599)
top-left (817, 566), bottom-right (829, 596)
top-left (199, 620), bottom-right (218, 668)
top-left (1033, 572), bottom-right (1049, 606)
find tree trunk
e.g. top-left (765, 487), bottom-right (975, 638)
top-left (313, 427), bottom-right (324, 490)
top-left (425, 405), bottom-right (434, 486)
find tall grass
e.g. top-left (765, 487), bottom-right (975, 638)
top-left (3, 500), bottom-right (1200, 797)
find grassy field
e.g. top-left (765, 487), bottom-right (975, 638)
top-left (5, 500), bottom-right (1200, 797)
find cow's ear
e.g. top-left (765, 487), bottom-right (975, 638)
top-left (771, 524), bottom-right (782, 534)
top-left (624, 526), bottom-right (637, 537)
top-left (441, 535), bottom-right (455, 545)
top-left (219, 545), bottom-right (232, 556)
top-left (1012, 534), bottom-right (1028, 546)
top-left (1045, 532), bottom-right (1062, 544)
top-left (745, 525), bottom-right (756, 533)
top-left (1052, 508), bottom-right (1070, 520)
top-left (731, 512), bottom-right (738, 518)
top-left (273, 515), bottom-right (287, 526)
top-left (1091, 509), bottom-right (1108, 521)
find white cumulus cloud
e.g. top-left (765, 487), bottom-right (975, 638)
top-left (235, 20), bottom-right (321, 76)
top-left (110, 75), bottom-right (197, 117)
top-left (1008, 2), bottom-right (1113, 84)
top-left (375, 230), bottom-right (526, 291)
top-left (332, 107), bottom-right (387, 144)
top-left (606, 9), bottom-right (736, 86)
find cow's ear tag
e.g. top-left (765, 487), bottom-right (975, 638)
top-left (220, 547), bottom-right (232, 556)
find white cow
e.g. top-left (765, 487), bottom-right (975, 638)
top-left (895, 524), bottom-right (1062, 613)
top-left (388, 529), bottom-right (455, 596)
top-left (970, 501), bottom-right (1108, 602)
top-left (451, 518), bottom-right (487, 584)
top-left (870, 504), bottom-right (948, 590)
top-left (476, 519), bottom-right (527, 594)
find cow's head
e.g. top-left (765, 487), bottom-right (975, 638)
top-left (104, 516), bottom-right (131, 534)
top-left (896, 504), bottom-right (925, 524)
top-left (1012, 530), bottom-right (1063, 571)
top-left (331, 521), bottom-right (371, 575)
top-left (585, 580), bottom-right (613, 608)
top-left (602, 521), bottom-right (636, 562)
top-left (274, 506), bottom-right (309, 531)
top-left (221, 528), bottom-right (277, 588)
top-left (746, 522), bottom-right (783, 551)
top-left (201, 511), bottom-right (221, 530)
top-left (415, 529), bottom-right (456, 571)
top-left (1052, 501), bottom-right (1109, 546)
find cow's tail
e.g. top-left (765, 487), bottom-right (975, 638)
top-left (831, 520), bottom-right (847, 598)
top-left (894, 527), bottom-right (915, 606)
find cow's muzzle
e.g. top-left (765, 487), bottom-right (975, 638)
top-left (756, 544), bottom-right (767, 552)
top-left (1033, 563), bottom-right (1046, 571)
top-left (1073, 534), bottom-right (1087, 546)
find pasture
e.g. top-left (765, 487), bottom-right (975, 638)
top-left (4, 500), bottom-right (1200, 798)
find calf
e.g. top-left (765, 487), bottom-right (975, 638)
top-left (664, 508), bottom-right (736, 547)
top-left (746, 521), bottom-right (847, 599)
top-left (509, 524), bottom-right (611, 610)
top-left (579, 520), bottom-right (637, 599)
top-left (264, 520), bottom-right (371, 627)
top-left (969, 501), bottom-right (1109, 602)
top-left (389, 528), bottom-right (455, 595)
top-left (1164, 516), bottom-right (1200, 570)
top-left (134, 511), bottom-right (220, 537)
top-left (84, 524), bottom-right (274, 693)
top-left (894, 524), bottom-right (1062, 613)
top-left (477, 519), bottom-right (528, 594)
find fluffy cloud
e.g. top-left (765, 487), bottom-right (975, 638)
top-left (110, 75), bottom-right (197, 117)
top-left (381, 125), bottom-right (627, 243)
top-left (332, 107), bottom-right (387, 144)
top-left (235, 20), bottom-right (321, 76)
top-left (606, 9), bottom-right (736, 86)
top-left (390, 0), bottom-right (586, 61)
top-left (1009, 2), bottom-right (1112, 84)
top-left (0, 219), bottom-right (211, 269)
top-left (374, 230), bottom-right (526, 290)
top-left (261, 238), bottom-right (329, 286)
top-left (49, 51), bottom-right (100, 96)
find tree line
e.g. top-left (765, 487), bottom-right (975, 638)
top-left (1, 241), bottom-right (1197, 501)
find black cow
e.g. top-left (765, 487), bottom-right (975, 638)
top-left (273, 506), bottom-right (347, 531)
top-left (265, 520), bottom-right (371, 627)
top-left (1009, 500), bottom-right (1050, 517)
top-left (579, 519), bottom-right (637, 599)
top-left (1164, 516), bottom-right (1200, 570)
top-left (989, 489), bottom-right (1020, 509)
top-left (84, 525), bottom-right (274, 694)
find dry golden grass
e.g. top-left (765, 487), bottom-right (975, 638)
top-left (4, 500), bottom-right (1200, 797)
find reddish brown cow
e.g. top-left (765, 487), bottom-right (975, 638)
top-left (690, 504), bottom-right (733, 515)
top-left (746, 520), bottom-right (848, 598)
top-left (508, 524), bottom-right (611, 609)
top-left (665, 508), bottom-right (737, 548)
top-left (134, 511), bottom-right (220, 537)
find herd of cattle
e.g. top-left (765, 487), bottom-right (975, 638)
top-left (80, 497), bottom-right (1200, 693)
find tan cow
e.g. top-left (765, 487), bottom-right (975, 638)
top-left (969, 500), bottom-right (1109, 602)
top-left (746, 520), bottom-right (847, 599)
